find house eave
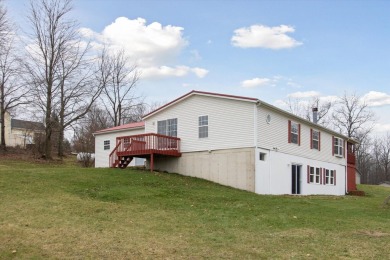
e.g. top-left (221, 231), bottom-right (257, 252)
top-left (142, 90), bottom-right (258, 120)
top-left (93, 126), bottom-right (145, 136)
top-left (257, 101), bottom-right (359, 144)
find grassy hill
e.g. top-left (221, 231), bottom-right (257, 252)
top-left (0, 156), bottom-right (389, 259)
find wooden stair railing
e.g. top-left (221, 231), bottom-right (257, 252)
top-left (109, 141), bottom-right (122, 168)
top-left (110, 141), bottom-right (135, 169)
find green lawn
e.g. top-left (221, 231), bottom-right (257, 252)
top-left (0, 157), bottom-right (389, 259)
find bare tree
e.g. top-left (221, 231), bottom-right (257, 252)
top-left (0, 2), bottom-right (29, 150)
top-left (54, 35), bottom-right (105, 157)
top-left (72, 105), bottom-right (111, 153)
top-left (332, 92), bottom-right (376, 185)
top-left (354, 131), bottom-right (372, 183)
top-left (0, 0), bottom-right (8, 49)
top-left (372, 138), bottom-right (384, 184)
top-left (285, 97), bottom-right (332, 126)
top-left (378, 133), bottom-right (390, 181)
top-left (24, 0), bottom-right (100, 159)
top-left (100, 49), bottom-right (141, 126)
top-left (332, 92), bottom-right (375, 139)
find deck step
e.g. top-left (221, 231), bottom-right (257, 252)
top-left (112, 156), bottom-right (133, 169)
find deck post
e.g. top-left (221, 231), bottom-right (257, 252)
top-left (150, 153), bottom-right (154, 172)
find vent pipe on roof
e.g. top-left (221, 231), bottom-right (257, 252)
top-left (312, 107), bottom-right (318, 124)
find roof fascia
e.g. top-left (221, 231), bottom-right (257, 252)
top-left (142, 90), bottom-right (258, 119)
top-left (257, 101), bottom-right (358, 144)
top-left (93, 126), bottom-right (145, 136)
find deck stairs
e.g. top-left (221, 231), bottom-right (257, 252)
top-left (112, 156), bottom-right (134, 169)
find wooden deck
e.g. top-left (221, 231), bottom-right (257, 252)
top-left (109, 133), bottom-right (181, 170)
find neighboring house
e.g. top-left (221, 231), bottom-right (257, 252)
top-left (94, 90), bottom-right (358, 196)
top-left (0, 111), bottom-right (45, 148)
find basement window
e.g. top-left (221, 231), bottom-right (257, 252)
top-left (259, 152), bottom-right (266, 161)
top-left (325, 169), bottom-right (336, 185)
top-left (309, 166), bottom-right (321, 184)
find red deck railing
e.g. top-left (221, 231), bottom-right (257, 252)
top-left (109, 133), bottom-right (181, 167)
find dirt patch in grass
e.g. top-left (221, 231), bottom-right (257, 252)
top-left (356, 230), bottom-right (390, 237)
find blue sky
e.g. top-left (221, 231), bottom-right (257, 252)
top-left (6, 0), bottom-right (390, 134)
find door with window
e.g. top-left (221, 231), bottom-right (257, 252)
top-left (157, 118), bottom-right (178, 149)
top-left (291, 164), bottom-right (301, 194)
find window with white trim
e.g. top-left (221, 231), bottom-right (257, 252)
top-left (290, 121), bottom-right (299, 144)
top-left (104, 140), bottom-right (110, 150)
top-left (325, 169), bottom-right (335, 185)
top-left (157, 118), bottom-right (177, 137)
top-left (312, 130), bottom-right (320, 150)
top-left (334, 137), bottom-right (344, 157)
top-left (198, 115), bottom-right (208, 138)
top-left (309, 166), bottom-right (321, 184)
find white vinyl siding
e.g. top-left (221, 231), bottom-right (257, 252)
top-left (255, 149), bottom-right (346, 195)
top-left (145, 95), bottom-right (255, 152)
top-left (94, 127), bottom-right (145, 168)
top-left (257, 106), bottom-right (346, 165)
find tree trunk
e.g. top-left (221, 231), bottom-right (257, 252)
top-left (0, 110), bottom-right (6, 151)
top-left (45, 95), bottom-right (52, 159)
top-left (0, 83), bottom-right (6, 150)
top-left (58, 127), bottom-right (64, 158)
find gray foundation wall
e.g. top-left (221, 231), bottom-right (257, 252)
top-left (149, 147), bottom-right (255, 192)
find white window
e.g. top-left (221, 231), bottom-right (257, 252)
top-left (334, 137), bottom-right (344, 157)
top-left (289, 121), bottom-right (300, 145)
top-left (198, 115), bottom-right (208, 138)
top-left (315, 168), bottom-right (321, 184)
top-left (309, 166), bottom-right (321, 184)
top-left (325, 169), bottom-right (335, 185)
top-left (157, 118), bottom-right (177, 137)
top-left (309, 167), bottom-right (314, 183)
top-left (104, 140), bottom-right (110, 150)
top-left (312, 130), bottom-right (320, 150)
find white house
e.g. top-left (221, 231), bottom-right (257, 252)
top-left (0, 111), bottom-right (45, 148)
top-left (93, 121), bottom-right (146, 168)
top-left (94, 90), bottom-right (358, 196)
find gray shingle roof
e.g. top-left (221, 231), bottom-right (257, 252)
top-left (11, 119), bottom-right (45, 131)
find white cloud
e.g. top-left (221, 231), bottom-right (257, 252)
top-left (81, 17), bottom-right (208, 79)
top-left (141, 66), bottom-right (208, 79)
top-left (241, 77), bottom-right (271, 88)
top-left (319, 95), bottom-right (339, 103)
top-left (274, 99), bottom-right (287, 108)
top-left (287, 81), bottom-right (302, 89)
top-left (362, 91), bottom-right (390, 107)
top-left (373, 123), bottom-right (390, 133)
top-left (231, 24), bottom-right (302, 49)
top-left (191, 67), bottom-right (209, 78)
top-left (288, 91), bottom-right (320, 99)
